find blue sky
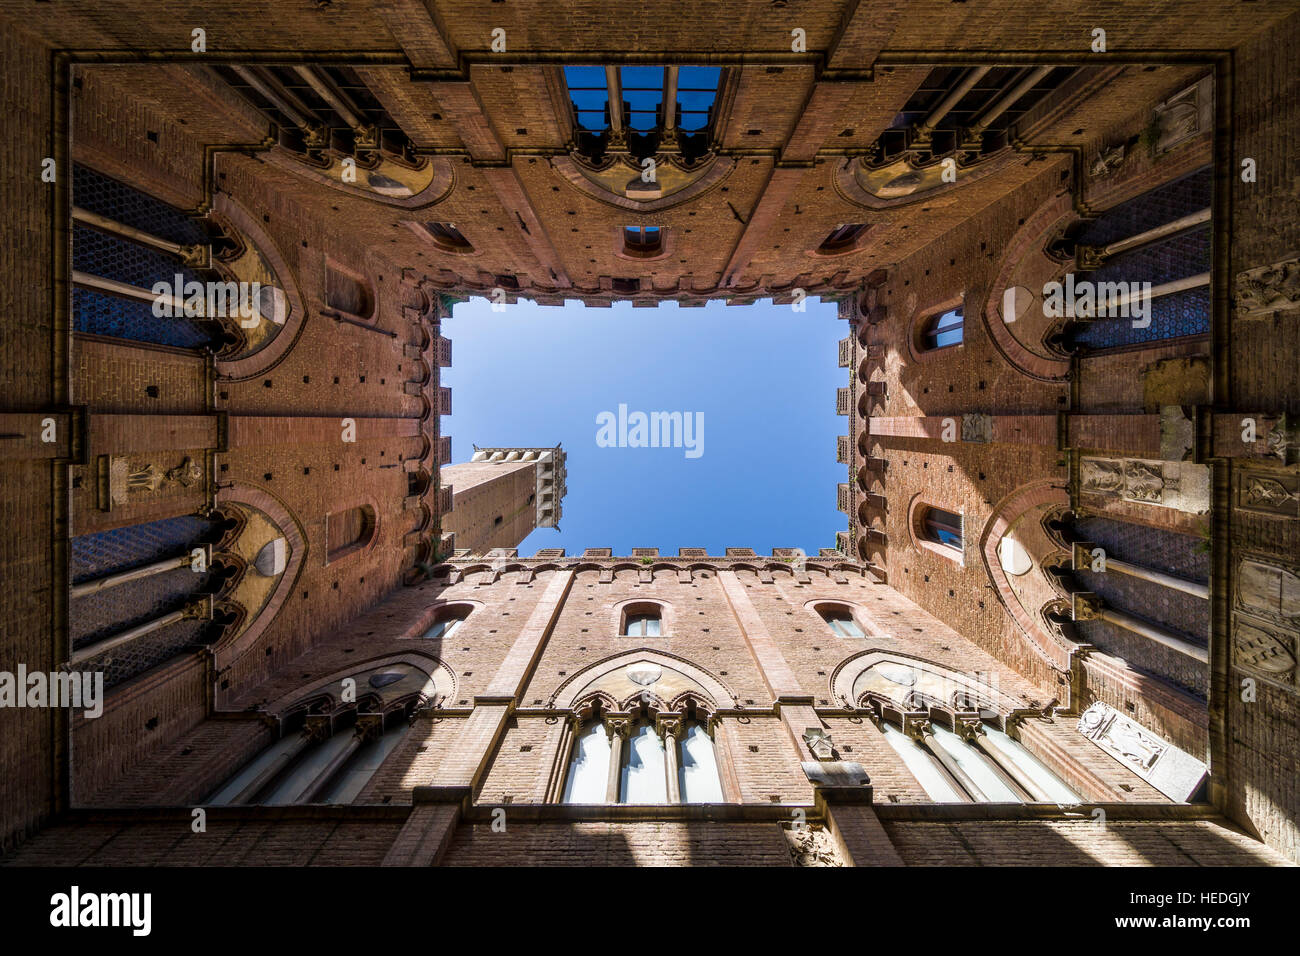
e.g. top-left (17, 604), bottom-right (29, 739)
top-left (441, 296), bottom-right (846, 557)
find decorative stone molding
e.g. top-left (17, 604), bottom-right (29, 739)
top-left (261, 145), bottom-right (454, 208)
top-left (259, 654), bottom-right (451, 720)
top-left (552, 153), bottom-right (735, 212)
top-left (978, 480), bottom-right (1074, 672)
top-left (211, 484), bottom-right (307, 673)
top-left (980, 191), bottom-right (1074, 383)
top-left (833, 146), bottom-right (1012, 210)
top-left (549, 649), bottom-right (734, 712)
top-left (832, 651), bottom-right (1029, 716)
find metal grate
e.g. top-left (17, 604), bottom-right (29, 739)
top-left (73, 164), bottom-right (206, 246)
top-left (71, 566), bottom-right (213, 650)
top-left (1073, 619), bottom-right (1207, 699)
top-left (77, 619), bottom-right (208, 691)
top-left (1070, 287), bottom-right (1208, 351)
top-left (1073, 516), bottom-right (1209, 582)
top-left (71, 516), bottom-right (214, 583)
top-left (73, 222), bottom-right (199, 289)
top-left (73, 287), bottom-right (214, 348)
top-left (1090, 228), bottom-right (1210, 287)
top-left (1072, 225), bottom-right (1211, 350)
top-left (1076, 166), bottom-right (1211, 248)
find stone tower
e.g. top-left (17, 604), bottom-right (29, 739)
top-left (440, 445), bottom-right (567, 554)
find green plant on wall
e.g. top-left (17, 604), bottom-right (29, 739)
top-left (1193, 520), bottom-right (1212, 554)
top-left (1137, 120), bottom-right (1161, 158)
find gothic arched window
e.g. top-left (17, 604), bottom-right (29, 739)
top-left (623, 225), bottom-right (663, 258)
top-left (880, 717), bottom-right (1078, 804)
top-left (562, 721), bottom-right (613, 803)
top-left (620, 720), bottom-right (669, 803)
top-left (816, 223), bottom-right (870, 255)
top-left (323, 261), bottom-right (375, 321)
top-left (207, 709), bottom-right (411, 806)
top-left (563, 715), bottom-right (724, 805)
top-left (677, 721), bottom-right (724, 803)
top-left (424, 221), bottom-right (473, 253)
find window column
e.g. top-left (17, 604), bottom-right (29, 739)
top-left (905, 717), bottom-right (987, 802)
top-left (958, 719), bottom-right (1053, 802)
top-left (658, 716), bottom-right (682, 803)
top-left (603, 717), bottom-right (630, 803)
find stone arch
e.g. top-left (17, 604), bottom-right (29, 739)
top-left (831, 650), bottom-right (1026, 715)
top-left (981, 189), bottom-right (1074, 382)
top-left (211, 192), bottom-right (308, 381)
top-left (212, 483), bottom-right (307, 671)
top-left (978, 480), bottom-right (1074, 671)
top-left (550, 649), bottom-right (734, 712)
top-left (401, 599), bottom-right (486, 642)
top-left (323, 257), bottom-right (377, 322)
top-left (261, 146), bottom-right (455, 208)
top-left (259, 651), bottom-right (454, 720)
top-left (324, 499), bottom-right (379, 566)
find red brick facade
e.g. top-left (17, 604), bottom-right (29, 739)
top-left (1, 2), bottom-right (1297, 868)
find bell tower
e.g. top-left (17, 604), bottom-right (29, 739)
top-left (440, 445), bottom-right (567, 554)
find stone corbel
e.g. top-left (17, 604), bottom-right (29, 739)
top-left (1071, 592), bottom-right (1104, 621)
top-left (656, 715), bottom-right (683, 741)
top-left (953, 713), bottom-right (984, 742)
top-left (354, 712), bottom-right (386, 743)
top-left (802, 726), bottom-right (837, 761)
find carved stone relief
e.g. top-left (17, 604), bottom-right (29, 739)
top-left (1152, 75), bottom-right (1213, 155)
top-left (1235, 257), bottom-right (1300, 319)
top-left (102, 454), bottom-right (204, 510)
top-left (1079, 457), bottom-right (1124, 496)
top-left (1232, 613), bottom-right (1298, 689)
top-left (961, 413), bottom-right (994, 444)
top-left (1076, 701), bottom-right (1206, 801)
top-left (1235, 558), bottom-right (1300, 623)
top-left (1089, 142), bottom-right (1127, 178)
top-left (1236, 467), bottom-right (1300, 518)
top-left (785, 824), bottom-right (846, 867)
top-left (802, 727), bottom-right (837, 761)
top-left (1079, 456), bottom-right (1209, 514)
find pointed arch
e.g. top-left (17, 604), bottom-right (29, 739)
top-left (550, 649), bottom-right (734, 712)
